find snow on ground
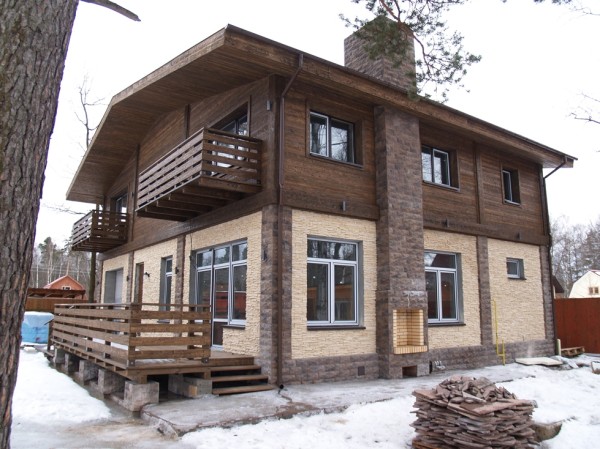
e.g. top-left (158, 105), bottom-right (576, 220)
top-left (10, 349), bottom-right (600, 449)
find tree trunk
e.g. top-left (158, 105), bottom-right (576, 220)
top-left (0, 2), bottom-right (79, 448)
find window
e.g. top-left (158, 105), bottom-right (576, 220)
top-left (425, 252), bottom-right (461, 323)
top-left (502, 169), bottom-right (521, 204)
top-left (422, 146), bottom-right (454, 187)
top-left (220, 114), bottom-right (248, 136)
top-left (309, 112), bottom-right (355, 164)
top-left (113, 192), bottom-right (127, 214)
top-left (62, 286), bottom-right (71, 290)
top-left (307, 239), bottom-right (359, 326)
top-left (194, 241), bottom-right (247, 346)
top-left (160, 257), bottom-right (173, 311)
top-left (506, 258), bottom-right (525, 279)
top-left (589, 286), bottom-right (599, 296)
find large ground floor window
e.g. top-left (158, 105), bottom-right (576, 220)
top-left (307, 238), bottom-right (359, 326)
top-left (194, 241), bottom-right (247, 346)
top-left (425, 251), bottom-right (462, 324)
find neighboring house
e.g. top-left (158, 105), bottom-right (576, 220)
top-left (569, 270), bottom-right (600, 298)
top-left (44, 275), bottom-right (86, 292)
top-left (66, 24), bottom-right (575, 385)
top-left (552, 276), bottom-right (566, 299)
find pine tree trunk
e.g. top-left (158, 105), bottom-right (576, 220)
top-left (0, 2), bottom-right (78, 448)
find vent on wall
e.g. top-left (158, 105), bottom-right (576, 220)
top-left (393, 308), bottom-right (428, 354)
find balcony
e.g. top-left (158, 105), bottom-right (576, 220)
top-left (71, 210), bottom-right (128, 253)
top-left (136, 127), bottom-right (262, 221)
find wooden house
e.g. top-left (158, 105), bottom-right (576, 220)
top-left (64, 24), bottom-right (575, 388)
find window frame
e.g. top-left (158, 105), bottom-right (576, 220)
top-left (309, 111), bottom-right (357, 165)
top-left (421, 145), bottom-right (457, 188)
top-left (425, 251), bottom-right (463, 325)
top-left (306, 238), bottom-right (361, 327)
top-left (506, 258), bottom-right (525, 280)
top-left (588, 286), bottom-right (599, 296)
top-left (193, 241), bottom-right (248, 331)
top-left (159, 257), bottom-right (173, 311)
top-left (502, 168), bottom-right (521, 205)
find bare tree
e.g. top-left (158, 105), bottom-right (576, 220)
top-left (0, 2), bottom-right (138, 447)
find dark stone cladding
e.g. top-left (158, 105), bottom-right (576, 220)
top-left (539, 246), bottom-right (556, 341)
top-left (344, 18), bottom-right (416, 93)
top-left (477, 236), bottom-right (494, 346)
top-left (282, 354), bottom-right (380, 384)
top-left (373, 105), bottom-right (427, 379)
top-left (255, 205), bottom-right (280, 382)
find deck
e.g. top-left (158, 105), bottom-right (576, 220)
top-left (70, 209), bottom-right (128, 252)
top-left (136, 127), bottom-right (262, 221)
top-left (50, 302), bottom-right (253, 383)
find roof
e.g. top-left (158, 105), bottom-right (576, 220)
top-left (67, 25), bottom-right (576, 204)
top-left (44, 275), bottom-right (85, 290)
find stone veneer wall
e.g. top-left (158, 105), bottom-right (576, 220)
top-left (424, 230), bottom-right (481, 349)
top-left (290, 210), bottom-right (377, 359)
top-left (184, 212), bottom-right (262, 356)
top-left (101, 254), bottom-right (130, 303)
top-left (487, 239), bottom-right (545, 344)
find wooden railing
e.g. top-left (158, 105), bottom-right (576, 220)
top-left (52, 303), bottom-right (211, 372)
top-left (71, 210), bottom-right (128, 252)
top-left (137, 127), bottom-right (262, 210)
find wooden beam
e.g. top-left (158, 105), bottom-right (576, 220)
top-left (168, 192), bottom-right (228, 208)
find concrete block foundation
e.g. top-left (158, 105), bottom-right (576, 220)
top-left (112, 380), bottom-right (160, 412)
top-left (168, 374), bottom-right (212, 398)
top-left (93, 368), bottom-right (126, 395)
top-left (75, 360), bottom-right (99, 384)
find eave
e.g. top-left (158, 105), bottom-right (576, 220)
top-left (67, 24), bottom-right (575, 204)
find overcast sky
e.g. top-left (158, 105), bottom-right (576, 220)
top-left (37, 0), bottom-right (600, 246)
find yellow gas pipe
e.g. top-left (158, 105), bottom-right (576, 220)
top-left (493, 300), bottom-right (506, 365)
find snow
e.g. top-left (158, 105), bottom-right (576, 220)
top-left (10, 349), bottom-right (600, 448)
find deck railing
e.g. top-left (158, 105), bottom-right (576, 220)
top-left (70, 210), bottom-right (128, 252)
top-left (137, 127), bottom-right (262, 210)
top-left (52, 303), bottom-right (211, 373)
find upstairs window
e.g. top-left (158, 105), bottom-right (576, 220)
top-left (112, 192), bottom-right (127, 214)
top-left (422, 146), bottom-right (455, 187)
top-left (221, 114), bottom-right (248, 136)
top-left (589, 287), bottom-right (599, 296)
top-left (502, 168), bottom-right (521, 204)
top-left (506, 258), bottom-right (525, 279)
top-left (309, 112), bottom-right (355, 164)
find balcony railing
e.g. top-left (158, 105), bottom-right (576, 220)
top-left (136, 127), bottom-right (262, 221)
top-left (52, 302), bottom-right (211, 383)
top-left (70, 210), bottom-right (128, 252)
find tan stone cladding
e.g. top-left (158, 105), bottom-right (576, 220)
top-left (488, 239), bottom-right (545, 344)
top-left (424, 230), bottom-right (481, 349)
top-left (133, 239), bottom-right (178, 305)
top-left (291, 210), bottom-right (377, 359)
top-left (184, 212), bottom-right (262, 356)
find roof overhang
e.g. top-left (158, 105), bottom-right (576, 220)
top-left (67, 25), bottom-right (576, 204)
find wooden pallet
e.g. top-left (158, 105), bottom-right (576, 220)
top-left (561, 346), bottom-right (585, 357)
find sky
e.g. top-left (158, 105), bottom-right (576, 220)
top-left (36, 0), bottom-right (600, 246)
top-left (11, 349), bottom-right (600, 448)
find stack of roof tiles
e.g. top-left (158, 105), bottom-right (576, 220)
top-left (411, 375), bottom-right (538, 449)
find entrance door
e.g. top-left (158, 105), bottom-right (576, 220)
top-left (212, 267), bottom-right (229, 347)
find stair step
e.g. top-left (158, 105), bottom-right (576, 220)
top-left (210, 364), bottom-right (261, 374)
top-left (211, 374), bottom-right (269, 384)
top-left (212, 384), bottom-right (276, 396)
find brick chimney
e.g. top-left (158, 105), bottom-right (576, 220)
top-left (344, 16), bottom-right (416, 92)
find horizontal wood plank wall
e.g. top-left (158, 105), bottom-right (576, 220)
top-left (479, 146), bottom-right (544, 237)
top-left (421, 124), bottom-right (479, 226)
top-left (282, 82), bottom-right (378, 220)
top-left (555, 298), bottom-right (600, 353)
top-left (421, 123), bottom-right (546, 244)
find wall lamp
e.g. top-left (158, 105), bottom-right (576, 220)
top-left (144, 272), bottom-right (150, 278)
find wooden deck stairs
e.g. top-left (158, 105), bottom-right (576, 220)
top-left (209, 358), bottom-right (274, 396)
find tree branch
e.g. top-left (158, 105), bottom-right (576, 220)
top-left (80, 0), bottom-right (141, 21)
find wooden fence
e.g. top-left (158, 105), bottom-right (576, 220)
top-left (554, 298), bottom-right (600, 354)
top-left (52, 302), bottom-right (211, 381)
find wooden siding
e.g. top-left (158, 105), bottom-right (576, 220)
top-left (71, 210), bottom-right (128, 252)
top-left (555, 298), bottom-right (600, 353)
top-left (421, 124), bottom-right (547, 244)
top-left (281, 83), bottom-right (378, 220)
